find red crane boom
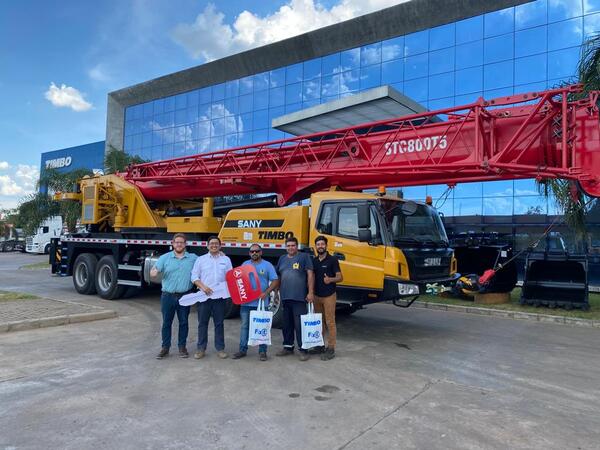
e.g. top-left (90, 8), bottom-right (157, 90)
top-left (123, 85), bottom-right (600, 205)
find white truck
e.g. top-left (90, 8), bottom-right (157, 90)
top-left (26, 216), bottom-right (63, 254)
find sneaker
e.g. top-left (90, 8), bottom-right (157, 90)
top-left (298, 352), bottom-right (310, 362)
top-left (321, 348), bottom-right (335, 361)
top-left (179, 346), bottom-right (189, 358)
top-left (156, 347), bottom-right (169, 359)
top-left (275, 348), bottom-right (294, 357)
top-left (232, 351), bottom-right (247, 359)
top-left (194, 350), bottom-right (205, 359)
top-left (217, 351), bottom-right (229, 359)
top-left (308, 346), bottom-right (325, 355)
top-left (259, 352), bottom-right (267, 361)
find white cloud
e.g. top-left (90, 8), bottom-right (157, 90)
top-left (172, 0), bottom-right (409, 62)
top-left (0, 164), bottom-right (39, 209)
top-left (0, 161), bottom-right (9, 170)
top-left (44, 82), bottom-right (92, 112)
top-left (88, 64), bottom-right (112, 83)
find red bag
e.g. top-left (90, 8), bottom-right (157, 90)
top-left (226, 265), bottom-right (263, 305)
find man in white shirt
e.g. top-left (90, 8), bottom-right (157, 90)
top-left (190, 236), bottom-right (232, 359)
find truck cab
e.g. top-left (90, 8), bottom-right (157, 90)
top-left (26, 216), bottom-right (63, 254)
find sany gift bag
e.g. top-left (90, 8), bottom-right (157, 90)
top-left (301, 303), bottom-right (324, 350)
top-left (247, 299), bottom-right (273, 347)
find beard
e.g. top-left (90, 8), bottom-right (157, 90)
top-left (316, 248), bottom-right (326, 254)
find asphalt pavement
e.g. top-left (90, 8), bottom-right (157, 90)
top-left (1, 253), bottom-right (599, 449)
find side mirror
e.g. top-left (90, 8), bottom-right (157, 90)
top-left (357, 203), bottom-right (370, 229)
top-left (358, 229), bottom-right (371, 242)
top-left (401, 201), bottom-right (418, 216)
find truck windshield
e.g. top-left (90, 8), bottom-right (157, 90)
top-left (380, 200), bottom-right (448, 246)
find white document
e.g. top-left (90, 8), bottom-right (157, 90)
top-left (179, 282), bottom-right (230, 306)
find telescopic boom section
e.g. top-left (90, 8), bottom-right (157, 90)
top-left (123, 85), bottom-right (600, 205)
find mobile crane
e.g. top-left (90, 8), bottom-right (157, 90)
top-left (51, 85), bottom-right (600, 322)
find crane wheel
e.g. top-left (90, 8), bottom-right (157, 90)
top-left (73, 253), bottom-right (98, 295)
top-left (95, 255), bottom-right (126, 300)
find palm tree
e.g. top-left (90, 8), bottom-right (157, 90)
top-left (104, 145), bottom-right (146, 174)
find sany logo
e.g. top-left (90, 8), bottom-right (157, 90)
top-left (237, 220), bottom-right (262, 228)
top-left (236, 277), bottom-right (247, 301)
top-left (233, 269), bottom-right (242, 278)
top-left (385, 135), bottom-right (447, 156)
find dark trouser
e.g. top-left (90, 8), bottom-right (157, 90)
top-left (197, 298), bottom-right (226, 351)
top-left (160, 292), bottom-right (191, 349)
top-left (282, 299), bottom-right (308, 352)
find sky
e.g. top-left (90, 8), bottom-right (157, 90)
top-left (0, 0), bottom-right (407, 209)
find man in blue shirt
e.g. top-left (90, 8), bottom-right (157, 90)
top-left (232, 244), bottom-right (279, 361)
top-left (150, 233), bottom-right (198, 359)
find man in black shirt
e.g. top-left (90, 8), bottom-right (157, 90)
top-left (312, 235), bottom-right (343, 360)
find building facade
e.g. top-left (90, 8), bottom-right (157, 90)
top-left (107, 0), bottom-right (600, 256)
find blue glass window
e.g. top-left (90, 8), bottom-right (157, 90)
top-left (286, 102), bottom-right (302, 114)
top-left (484, 7), bottom-right (515, 38)
top-left (360, 43), bottom-right (381, 66)
top-left (402, 186), bottom-right (427, 200)
top-left (454, 182), bottom-right (483, 198)
top-left (186, 89), bottom-right (199, 107)
top-left (547, 46), bottom-right (580, 79)
top-left (485, 86), bottom-right (514, 98)
top-left (239, 76), bottom-right (253, 95)
top-left (225, 80), bottom-right (239, 98)
top-left (269, 86), bottom-right (285, 107)
top-left (341, 48), bottom-right (360, 70)
top-left (198, 88), bottom-right (211, 104)
top-left (286, 63), bottom-right (303, 83)
top-left (224, 97), bottom-right (237, 116)
top-left (430, 23), bottom-right (455, 50)
top-left (175, 109), bottom-right (187, 126)
top-left (211, 118), bottom-right (225, 136)
top-left (285, 83), bottom-right (302, 104)
top-left (455, 40), bottom-right (484, 69)
top-left (514, 196), bottom-right (547, 215)
top-left (164, 96), bottom-right (175, 112)
top-left (483, 180), bottom-right (513, 197)
top-left (404, 29), bottom-right (429, 56)
top-left (321, 74), bottom-right (340, 97)
top-left (142, 132), bottom-right (152, 148)
top-left (455, 66), bottom-right (483, 95)
top-left (303, 78), bottom-right (321, 100)
top-left (225, 133), bottom-right (238, 148)
top-left (303, 99), bottom-right (320, 108)
top-left (515, 54), bottom-right (547, 85)
top-left (187, 105), bottom-right (199, 123)
top-left (514, 179), bottom-right (538, 195)
top-left (429, 47), bottom-right (454, 75)
top-left (456, 15), bottom-right (483, 44)
top-left (484, 34), bottom-right (514, 63)
top-left (381, 59), bottom-right (403, 84)
top-left (403, 78), bottom-right (428, 102)
top-left (130, 105), bottom-right (143, 120)
top-left (269, 106), bottom-right (285, 123)
top-left (253, 109), bottom-right (269, 129)
top-left (198, 103), bottom-right (211, 120)
top-left (381, 36), bottom-right (404, 61)
top-left (253, 72), bottom-right (269, 91)
top-left (455, 92), bottom-right (483, 106)
top-left (303, 57), bottom-right (322, 80)
top-left (211, 101), bottom-right (225, 118)
top-left (159, 112), bottom-right (174, 128)
top-left (269, 129), bottom-right (285, 141)
top-left (142, 101), bottom-right (153, 118)
top-left (153, 146), bottom-right (165, 161)
top-left (515, 0), bottom-right (547, 30)
top-left (584, 13), bottom-right (600, 37)
top-left (513, 81), bottom-right (544, 95)
top-left (238, 131), bottom-right (252, 147)
top-left (360, 65), bottom-right (381, 90)
top-left (550, 0), bottom-right (582, 22)
top-left (210, 136), bottom-right (224, 151)
top-left (585, 0), bottom-right (600, 14)
top-left (174, 93), bottom-right (187, 111)
top-left (515, 26), bottom-right (547, 57)
top-left (429, 72), bottom-right (454, 99)
top-left (238, 113), bottom-right (252, 132)
top-left (427, 184), bottom-right (451, 198)
top-left (253, 90), bottom-right (269, 110)
top-left (212, 83), bottom-right (225, 101)
top-left (428, 97), bottom-right (453, 112)
top-left (196, 121), bottom-right (210, 139)
top-left (132, 134), bottom-right (143, 151)
top-left (340, 70), bottom-right (360, 93)
top-left (253, 129), bottom-right (269, 143)
top-left (163, 128), bottom-right (174, 145)
top-left (322, 53), bottom-right (341, 75)
top-left (239, 94), bottom-right (253, 114)
top-left (153, 98), bottom-right (165, 115)
top-left (484, 60), bottom-right (514, 90)
top-left (189, 123), bottom-right (199, 140)
top-left (483, 197), bottom-right (512, 215)
top-left (548, 18), bottom-right (583, 51)
top-left (405, 53), bottom-right (428, 79)
top-left (270, 68), bottom-right (286, 87)
top-left (454, 197), bottom-right (483, 215)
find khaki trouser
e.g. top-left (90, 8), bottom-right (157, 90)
top-left (313, 293), bottom-right (337, 349)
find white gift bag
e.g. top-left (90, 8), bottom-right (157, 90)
top-left (247, 299), bottom-right (273, 346)
top-left (301, 303), bottom-right (324, 349)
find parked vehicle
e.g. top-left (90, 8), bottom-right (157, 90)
top-left (26, 216), bottom-right (62, 254)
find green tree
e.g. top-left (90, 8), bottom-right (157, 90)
top-left (104, 145), bottom-right (146, 174)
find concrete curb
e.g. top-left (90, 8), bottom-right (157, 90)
top-left (0, 309), bottom-right (118, 333)
top-left (414, 301), bottom-right (600, 328)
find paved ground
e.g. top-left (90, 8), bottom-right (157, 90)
top-left (1, 253), bottom-right (600, 449)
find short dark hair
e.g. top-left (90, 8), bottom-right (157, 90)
top-left (285, 236), bottom-right (298, 246)
top-left (207, 235), bottom-right (221, 245)
top-left (172, 233), bottom-right (186, 242)
top-left (314, 235), bottom-right (328, 245)
top-left (250, 243), bottom-right (262, 250)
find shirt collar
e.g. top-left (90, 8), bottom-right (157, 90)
top-left (171, 251), bottom-right (188, 258)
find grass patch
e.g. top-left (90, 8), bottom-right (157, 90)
top-left (19, 262), bottom-right (50, 270)
top-left (0, 290), bottom-right (39, 302)
top-left (419, 288), bottom-right (600, 320)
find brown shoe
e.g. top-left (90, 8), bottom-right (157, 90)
top-left (320, 348), bottom-right (335, 361)
top-left (179, 346), bottom-right (189, 358)
top-left (156, 347), bottom-right (169, 359)
top-left (275, 348), bottom-right (294, 357)
top-left (217, 351), bottom-right (229, 359)
top-left (308, 345), bottom-right (325, 355)
top-left (259, 352), bottom-right (267, 361)
top-left (194, 350), bottom-right (205, 359)
top-left (298, 352), bottom-right (310, 362)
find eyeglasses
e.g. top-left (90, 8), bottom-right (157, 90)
top-left (173, 241), bottom-right (186, 245)
top-left (249, 250), bottom-right (261, 253)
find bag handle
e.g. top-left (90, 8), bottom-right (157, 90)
top-left (258, 297), bottom-right (265, 312)
top-left (307, 302), bottom-right (314, 315)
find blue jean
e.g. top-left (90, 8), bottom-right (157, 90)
top-left (197, 298), bottom-right (226, 351)
top-left (239, 305), bottom-right (268, 354)
top-left (160, 292), bottom-right (191, 349)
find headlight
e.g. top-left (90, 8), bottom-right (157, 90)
top-left (398, 283), bottom-right (419, 296)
